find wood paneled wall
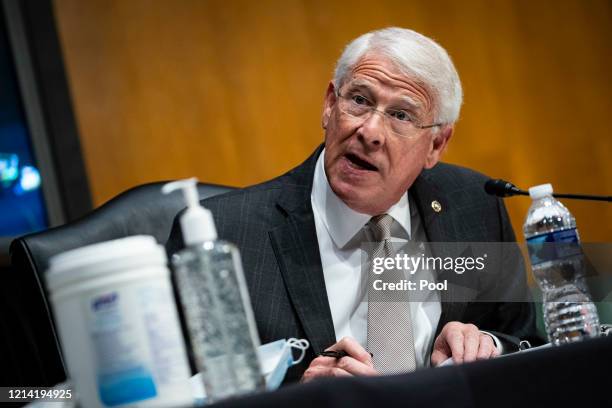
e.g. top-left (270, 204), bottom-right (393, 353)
top-left (53, 0), bottom-right (611, 240)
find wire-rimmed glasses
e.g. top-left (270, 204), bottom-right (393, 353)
top-left (336, 90), bottom-right (441, 138)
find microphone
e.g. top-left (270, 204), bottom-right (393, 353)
top-left (484, 179), bottom-right (527, 197)
top-left (484, 179), bottom-right (612, 202)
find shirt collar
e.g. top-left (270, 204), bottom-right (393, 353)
top-left (311, 149), bottom-right (412, 249)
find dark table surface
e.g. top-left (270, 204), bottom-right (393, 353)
top-left (213, 335), bottom-right (612, 408)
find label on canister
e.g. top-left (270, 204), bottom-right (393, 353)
top-left (87, 281), bottom-right (191, 406)
top-left (89, 290), bottom-right (157, 405)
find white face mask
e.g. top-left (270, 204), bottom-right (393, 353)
top-left (191, 337), bottom-right (310, 404)
top-left (258, 338), bottom-right (310, 390)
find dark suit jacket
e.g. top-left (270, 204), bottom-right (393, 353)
top-left (166, 146), bottom-right (537, 383)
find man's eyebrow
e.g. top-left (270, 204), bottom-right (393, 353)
top-left (396, 96), bottom-right (421, 111)
top-left (346, 80), bottom-right (421, 110)
top-left (346, 79), bottom-right (375, 91)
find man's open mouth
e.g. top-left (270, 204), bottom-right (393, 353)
top-left (345, 153), bottom-right (378, 171)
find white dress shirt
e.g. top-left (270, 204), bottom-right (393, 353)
top-left (310, 149), bottom-right (441, 367)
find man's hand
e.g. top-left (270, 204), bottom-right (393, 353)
top-left (431, 322), bottom-right (500, 366)
top-left (301, 337), bottom-right (379, 383)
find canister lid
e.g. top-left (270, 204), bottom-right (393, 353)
top-left (46, 235), bottom-right (167, 292)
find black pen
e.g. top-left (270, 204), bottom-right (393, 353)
top-left (319, 350), bottom-right (374, 358)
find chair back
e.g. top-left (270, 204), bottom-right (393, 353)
top-left (7, 181), bottom-right (234, 385)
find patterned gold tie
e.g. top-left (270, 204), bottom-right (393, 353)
top-left (366, 214), bottom-right (417, 374)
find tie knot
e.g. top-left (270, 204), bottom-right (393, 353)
top-left (369, 214), bottom-right (394, 241)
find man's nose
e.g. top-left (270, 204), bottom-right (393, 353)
top-left (357, 110), bottom-right (386, 147)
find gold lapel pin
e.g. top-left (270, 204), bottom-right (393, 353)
top-left (431, 200), bottom-right (442, 213)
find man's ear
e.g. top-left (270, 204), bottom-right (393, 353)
top-left (424, 125), bottom-right (453, 169)
top-left (322, 81), bottom-right (336, 129)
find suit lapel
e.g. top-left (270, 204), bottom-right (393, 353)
top-left (411, 171), bottom-right (472, 334)
top-left (268, 147), bottom-right (336, 354)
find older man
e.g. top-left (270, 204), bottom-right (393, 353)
top-left (167, 27), bottom-right (536, 383)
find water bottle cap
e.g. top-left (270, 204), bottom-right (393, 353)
top-left (529, 183), bottom-right (553, 199)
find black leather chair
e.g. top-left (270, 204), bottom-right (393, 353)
top-left (6, 181), bottom-right (234, 386)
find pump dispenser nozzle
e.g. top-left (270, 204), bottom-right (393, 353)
top-left (162, 178), bottom-right (217, 245)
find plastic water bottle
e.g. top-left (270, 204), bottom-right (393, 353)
top-left (523, 183), bottom-right (600, 345)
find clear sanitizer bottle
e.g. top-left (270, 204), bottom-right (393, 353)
top-left (162, 179), bottom-right (265, 402)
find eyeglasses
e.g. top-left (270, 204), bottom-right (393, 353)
top-left (336, 90), bottom-right (441, 138)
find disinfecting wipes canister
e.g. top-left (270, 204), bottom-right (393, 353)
top-left (46, 235), bottom-right (192, 407)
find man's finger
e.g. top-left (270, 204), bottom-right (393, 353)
top-left (476, 334), bottom-right (495, 360)
top-left (463, 330), bottom-right (480, 362)
top-left (310, 355), bottom-right (338, 367)
top-left (430, 349), bottom-right (450, 367)
top-left (301, 365), bottom-right (351, 383)
top-left (326, 337), bottom-right (373, 366)
top-left (336, 356), bottom-right (379, 376)
top-left (431, 329), bottom-right (452, 366)
top-left (447, 330), bottom-right (465, 363)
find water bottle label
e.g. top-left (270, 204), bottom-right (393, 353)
top-left (526, 228), bottom-right (581, 265)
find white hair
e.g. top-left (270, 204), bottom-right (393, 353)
top-left (333, 27), bottom-right (463, 125)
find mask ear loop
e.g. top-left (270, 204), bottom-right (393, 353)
top-left (287, 338), bottom-right (310, 365)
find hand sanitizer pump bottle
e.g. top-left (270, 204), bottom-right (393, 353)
top-left (162, 179), bottom-right (265, 402)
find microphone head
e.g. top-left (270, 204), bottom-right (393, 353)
top-left (485, 179), bottom-right (521, 197)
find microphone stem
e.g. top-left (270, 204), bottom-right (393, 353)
top-left (552, 193), bottom-right (612, 202)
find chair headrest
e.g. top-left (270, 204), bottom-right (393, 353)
top-left (10, 181), bottom-right (234, 283)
